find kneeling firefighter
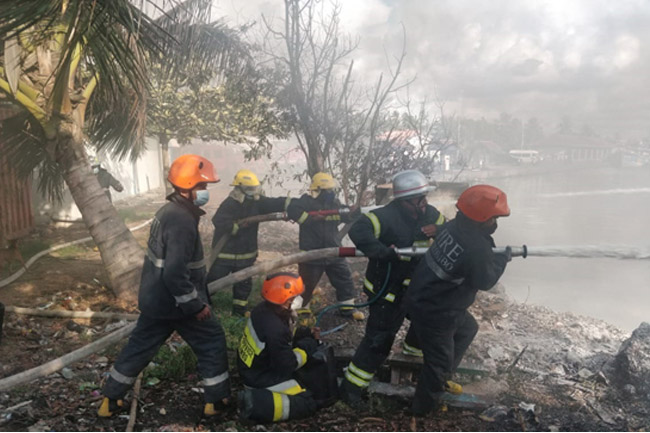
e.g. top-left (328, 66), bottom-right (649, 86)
top-left (237, 273), bottom-right (338, 423)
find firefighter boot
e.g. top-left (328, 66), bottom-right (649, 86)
top-left (204, 398), bottom-right (230, 417)
top-left (232, 299), bottom-right (248, 317)
top-left (97, 397), bottom-right (124, 417)
top-left (444, 380), bottom-right (463, 395)
top-left (338, 300), bottom-right (365, 321)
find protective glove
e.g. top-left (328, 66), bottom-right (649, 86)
top-left (380, 246), bottom-right (400, 263)
top-left (503, 246), bottom-right (512, 262)
top-left (295, 336), bottom-right (319, 357)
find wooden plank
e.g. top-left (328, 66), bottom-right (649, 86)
top-left (369, 382), bottom-right (493, 409)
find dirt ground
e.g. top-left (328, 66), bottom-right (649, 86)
top-left (1, 191), bottom-right (648, 431)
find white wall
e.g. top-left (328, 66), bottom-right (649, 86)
top-left (32, 137), bottom-right (164, 222)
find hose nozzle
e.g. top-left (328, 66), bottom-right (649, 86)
top-left (493, 245), bottom-right (528, 258)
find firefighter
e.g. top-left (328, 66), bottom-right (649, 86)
top-left (340, 169), bottom-right (446, 407)
top-left (91, 158), bottom-right (124, 202)
top-left (406, 184), bottom-right (512, 416)
top-left (286, 172), bottom-right (363, 320)
top-left (98, 155), bottom-right (230, 418)
top-left (237, 273), bottom-right (337, 423)
top-left (207, 169), bottom-right (291, 316)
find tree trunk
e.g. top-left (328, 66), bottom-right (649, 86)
top-left (53, 123), bottom-right (143, 302)
top-left (160, 136), bottom-right (172, 196)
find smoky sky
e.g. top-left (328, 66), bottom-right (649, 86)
top-left (214, 0), bottom-right (650, 138)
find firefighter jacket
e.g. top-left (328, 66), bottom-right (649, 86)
top-left (407, 212), bottom-right (510, 318)
top-left (211, 190), bottom-right (291, 263)
top-left (238, 301), bottom-right (309, 393)
top-left (138, 193), bottom-right (209, 320)
top-left (286, 194), bottom-right (359, 251)
top-left (349, 200), bottom-right (445, 303)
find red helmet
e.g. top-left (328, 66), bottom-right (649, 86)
top-left (168, 154), bottom-right (219, 190)
top-left (262, 273), bottom-right (305, 305)
top-left (456, 185), bottom-right (510, 222)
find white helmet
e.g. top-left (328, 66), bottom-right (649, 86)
top-left (392, 170), bottom-right (433, 200)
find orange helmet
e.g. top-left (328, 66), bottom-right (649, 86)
top-left (168, 154), bottom-right (219, 190)
top-left (456, 185), bottom-right (510, 222)
top-left (262, 272), bottom-right (305, 305)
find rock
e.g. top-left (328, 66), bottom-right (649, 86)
top-left (61, 368), bottom-right (75, 379)
top-left (565, 351), bottom-right (581, 366)
top-left (479, 405), bottom-right (508, 422)
top-left (610, 322), bottom-right (650, 392)
top-left (622, 384), bottom-right (636, 396)
top-left (577, 368), bottom-right (593, 379)
top-left (549, 364), bottom-right (565, 376)
top-left (66, 321), bottom-right (84, 333)
top-left (95, 356), bottom-right (108, 364)
top-left (487, 347), bottom-right (506, 360)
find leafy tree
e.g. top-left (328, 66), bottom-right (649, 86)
top-left (146, 17), bottom-right (289, 194)
top-left (0, 0), bottom-right (216, 301)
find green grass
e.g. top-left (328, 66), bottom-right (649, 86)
top-left (118, 208), bottom-right (154, 223)
top-left (51, 244), bottom-right (91, 259)
top-left (144, 343), bottom-right (198, 381)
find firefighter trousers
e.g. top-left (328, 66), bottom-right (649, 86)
top-left (207, 260), bottom-right (254, 312)
top-left (410, 309), bottom-right (478, 415)
top-left (298, 258), bottom-right (356, 306)
top-left (102, 313), bottom-right (230, 403)
top-left (341, 296), bottom-right (418, 397)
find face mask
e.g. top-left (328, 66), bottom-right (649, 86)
top-left (290, 295), bottom-right (304, 311)
top-left (481, 221), bottom-right (498, 235)
top-left (319, 190), bottom-right (336, 203)
top-left (193, 189), bottom-right (210, 207)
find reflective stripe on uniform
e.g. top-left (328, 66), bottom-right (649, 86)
top-left (366, 212), bottom-right (381, 239)
top-left (293, 348), bottom-right (307, 368)
top-left (348, 362), bottom-right (373, 380)
top-left (425, 252), bottom-right (465, 284)
top-left (284, 197), bottom-right (292, 211)
top-left (435, 213), bottom-right (446, 225)
top-left (272, 392), bottom-right (291, 421)
top-left (297, 212), bottom-right (309, 224)
top-left (110, 366), bottom-right (136, 385)
top-left (231, 223), bottom-right (239, 236)
top-left (217, 251), bottom-right (257, 260)
top-left (238, 319), bottom-right (265, 367)
top-left (324, 215), bottom-right (341, 221)
top-left (174, 289), bottom-right (198, 304)
top-left (233, 299), bottom-right (248, 307)
top-left (399, 255), bottom-right (411, 262)
top-left (202, 371), bottom-right (229, 387)
top-left (402, 279), bottom-right (411, 286)
top-left (147, 248), bottom-right (204, 270)
top-left (413, 240), bottom-right (430, 248)
top-left (365, 278), bottom-right (396, 302)
top-left (266, 379), bottom-right (305, 395)
top-left (403, 342), bottom-right (423, 356)
top-left (146, 248), bottom-right (164, 268)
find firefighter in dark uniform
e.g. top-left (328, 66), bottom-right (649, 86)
top-left (98, 155), bottom-right (231, 418)
top-left (207, 169), bottom-right (291, 316)
top-left (340, 170), bottom-right (446, 406)
top-left (92, 158), bottom-right (124, 202)
top-left (407, 184), bottom-right (512, 416)
top-left (286, 172), bottom-right (363, 320)
top-left (237, 273), bottom-right (337, 423)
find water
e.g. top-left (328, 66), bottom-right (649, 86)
top-left (488, 166), bottom-right (650, 332)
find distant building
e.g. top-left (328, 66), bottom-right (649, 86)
top-left (530, 134), bottom-right (614, 162)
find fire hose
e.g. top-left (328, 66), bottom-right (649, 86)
top-left (313, 245), bottom-right (527, 327)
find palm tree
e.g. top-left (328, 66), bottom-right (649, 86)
top-left (0, 0), bottom-right (253, 301)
